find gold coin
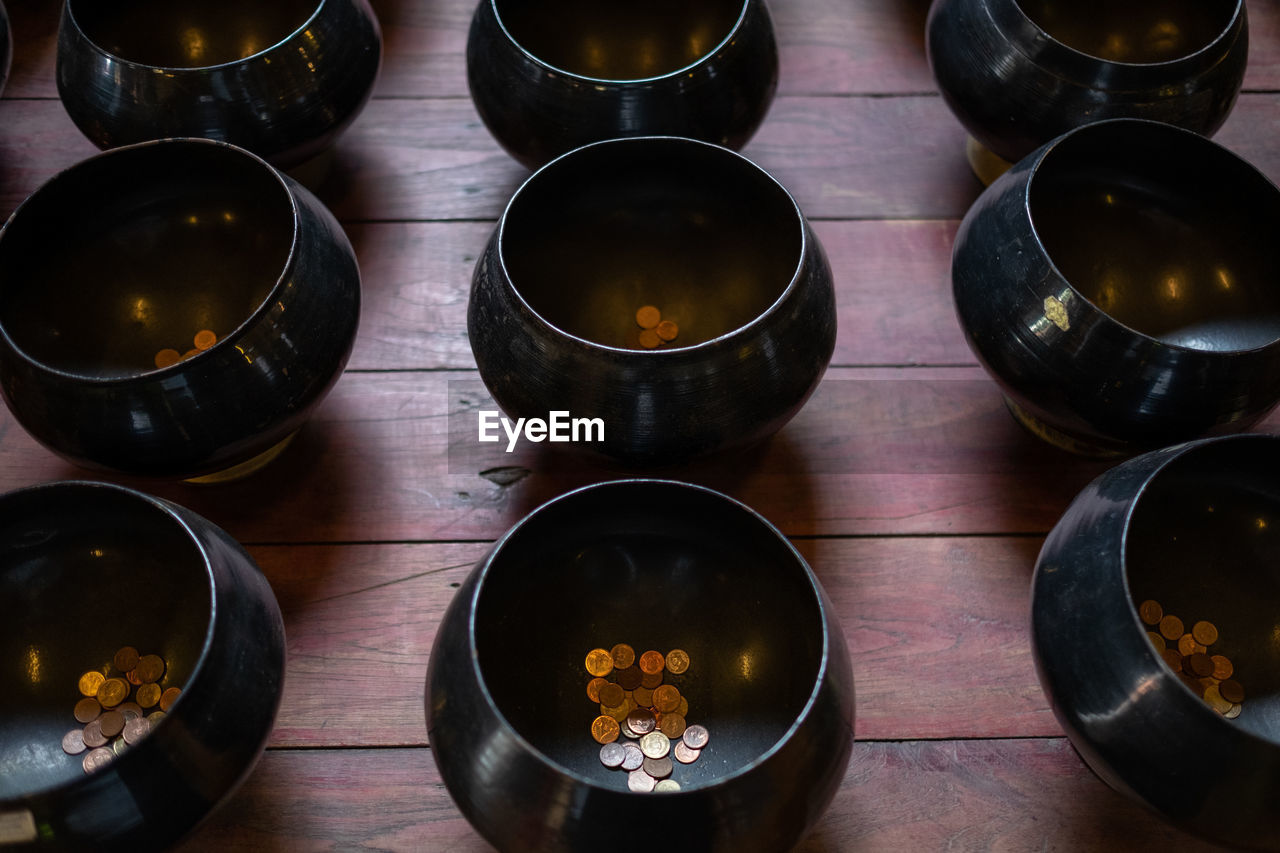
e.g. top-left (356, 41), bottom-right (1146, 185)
top-left (61, 728), bottom-right (87, 755)
top-left (585, 649), bottom-right (614, 678)
top-left (82, 747), bottom-right (114, 774)
top-left (615, 666), bottom-right (642, 690)
top-left (673, 740), bottom-right (701, 764)
top-left (591, 715), bottom-right (620, 744)
top-left (586, 677), bottom-right (608, 703)
top-left (652, 684), bottom-right (681, 713)
top-left (1145, 631), bottom-right (1164, 650)
top-left (654, 779), bottom-right (681, 793)
top-left (146, 711), bottom-right (166, 726)
top-left (82, 718), bottom-right (108, 749)
top-left (1191, 620), bottom-right (1219, 647)
top-left (1137, 600), bottom-right (1163, 626)
top-left (1211, 654), bottom-right (1234, 680)
top-left (135, 654), bottom-right (165, 683)
top-left (639, 731), bottom-right (670, 760)
top-left (640, 670), bottom-right (664, 690)
top-left (113, 646), bottom-right (140, 673)
top-left (655, 320), bottom-right (679, 342)
top-left (1225, 703), bottom-right (1243, 720)
top-left (620, 742), bottom-right (645, 771)
top-left (1158, 614), bottom-right (1183, 641)
top-left (1176, 634), bottom-right (1204, 657)
top-left (626, 708), bottom-right (657, 736)
top-left (635, 306), bottom-right (661, 330)
top-left (1219, 679), bottom-right (1245, 704)
top-left (601, 702), bottom-right (629, 723)
top-left (642, 755), bottom-right (673, 779)
top-left (599, 742), bottom-right (627, 768)
top-left (598, 683), bottom-right (625, 708)
top-left (96, 677), bottom-right (128, 708)
top-left (665, 649), bottom-right (690, 675)
top-left (658, 712), bottom-right (687, 739)
top-left (99, 710), bottom-right (125, 738)
top-left (682, 724), bottom-right (710, 750)
top-left (633, 686), bottom-right (655, 707)
top-left (122, 717), bottom-right (151, 746)
top-left (1203, 684), bottom-right (1233, 715)
top-left (111, 738), bottom-right (130, 757)
top-left (627, 768), bottom-right (656, 793)
top-left (638, 328), bottom-right (662, 349)
top-left (73, 697), bottom-right (102, 724)
top-left (136, 682), bottom-right (162, 709)
top-left (154, 348), bottom-right (182, 369)
top-left (610, 644), bottom-right (636, 670)
top-left (78, 671), bottom-right (106, 698)
top-left (1186, 653), bottom-right (1214, 679)
top-left (194, 329), bottom-right (218, 350)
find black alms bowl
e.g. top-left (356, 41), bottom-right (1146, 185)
top-left (952, 118), bottom-right (1280, 456)
top-left (466, 0), bottom-right (778, 169)
top-left (56, 0), bottom-right (382, 169)
top-left (0, 138), bottom-right (360, 480)
top-left (1033, 434), bottom-right (1280, 850)
top-left (0, 480), bottom-right (284, 851)
top-left (1, 0), bottom-right (11, 99)
top-left (468, 136), bottom-right (836, 465)
top-left (927, 0), bottom-right (1246, 166)
top-left (426, 479), bottom-right (855, 853)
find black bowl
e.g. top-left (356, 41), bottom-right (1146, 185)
top-left (927, 0), bottom-right (1247, 171)
top-left (951, 118), bottom-right (1280, 456)
top-left (1, 0), bottom-right (11, 99)
top-left (56, 0), bottom-right (382, 170)
top-left (0, 138), bottom-right (360, 480)
top-left (1033, 434), bottom-right (1280, 849)
top-left (0, 480), bottom-right (285, 851)
top-left (468, 136), bottom-right (835, 465)
top-left (466, 0), bottom-right (778, 169)
top-left (426, 479), bottom-right (854, 853)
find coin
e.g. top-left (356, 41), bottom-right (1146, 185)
top-left (601, 702), bottom-right (629, 723)
top-left (182, 348), bottom-right (200, 360)
top-left (1186, 653), bottom-right (1214, 679)
top-left (591, 715), bottom-right (621, 744)
top-left (654, 779), bottom-right (681, 793)
top-left (665, 649), bottom-right (690, 674)
top-left (1176, 634), bottom-right (1204, 657)
top-left (160, 686), bottom-right (182, 711)
top-left (99, 710), bottom-right (125, 738)
top-left (1225, 703), bottom-right (1243, 720)
top-left (194, 329), bottom-right (217, 350)
top-left (621, 742), bottom-right (645, 771)
top-left (676, 696), bottom-right (689, 717)
top-left (635, 306), bottom-right (661, 330)
top-left (639, 731), bottom-right (670, 760)
top-left (638, 651), bottom-right (665, 675)
top-left (658, 712), bottom-right (687, 740)
top-left (111, 738), bottom-right (130, 757)
top-left (633, 686), bottom-right (654, 707)
top-left (1219, 679), bottom-right (1245, 704)
top-left (598, 682), bottom-right (625, 708)
top-left (599, 742), bottom-right (627, 769)
top-left (96, 678), bottom-right (128, 708)
top-left (626, 708), bottom-right (657, 736)
top-left (654, 321), bottom-right (678, 342)
top-left (61, 729), bottom-right (87, 755)
top-left (627, 769), bottom-right (656, 793)
top-left (586, 677), bottom-right (608, 703)
top-left (1158, 615), bottom-right (1183, 641)
top-left (73, 697), bottom-right (102, 724)
top-left (126, 670), bottom-right (144, 686)
top-left (135, 655), bottom-right (165, 683)
top-left (1145, 632), bottom-right (1165, 649)
top-left (116, 701), bottom-right (144, 721)
top-left (136, 682), bottom-right (162, 709)
top-left (82, 719), bottom-right (108, 749)
top-left (1160, 648), bottom-right (1183, 671)
top-left (673, 740), bottom-right (701, 764)
top-left (1203, 684), bottom-right (1233, 715)
top-left (112, 646), bottom-right (140, 673)
top-left (1191, 620), bottom-right (1219, 647)
top-left (640, 670), bottom-right (664, 690)
top-left (638, 329), bottom-right (662, 349)
top-left (82, 747), bottom-right (114, 774)
top-left (78, 671), bottom-right (106, 698)
top-left (682, 724), bottom-right (710, 750)
top-left (1211, 654), bottom-right (1234, 680)
top-left (146, 711), bottom-right (166, 725)
top-left (610, 644), bottom-right (636, 670)
top-left (154, 348), bottom-right (182, 369)
top-left (642, 755), bottom-right (673, 779)
top-left (122, 717), bottom-right (151, 746)
top-left (1137, 600), bottom-right (1163, 626)
top-left (652, 685), bottom-right (681, 713)
top-left (615, 666), bottom-right (642, 690)
top-left (621, 720), bottom-right (639, 739)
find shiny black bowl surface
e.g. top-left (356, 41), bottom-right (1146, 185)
top-left (927, 0), bottom-right (1247, 165)
top-left (0, 480), bottom-right (285, 851)
top-left (0, 138), bottom-right (360, 479)
top-left (56, 0), bottom-right (382, 169)
top-left (426, 479), bottom-right (855, 853)
top-left (1033, 434), bottom-right (1280, 849)
top-left (952, 118), bottom-right (1280, 456)
top-left (468, 136), bottom-right (835, 465)
top-left (466, 0), bottom-right (778, 169)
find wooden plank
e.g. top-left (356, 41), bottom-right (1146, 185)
top-left (173, 739), bottom-right (1228, 851)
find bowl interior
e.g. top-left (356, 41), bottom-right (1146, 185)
top-left (1015, 0), bottom-right (1235, 63)
top-left (501, 140), bottom-right (802, 351)
top-left (1125, 439), bottom-right (1280, 742)
top-left (473, 482), bottom-right (824, 790)
top-left (1029, 122), bottom-right (1280, 352)
top-left (495, 0), bottom-right (743, 80)
top-left (0, 485), bottom-right (211, 798)
top-left (0, 142), bottom-right (294, 379)
top-left (69, 0), bottom-right (317, 68)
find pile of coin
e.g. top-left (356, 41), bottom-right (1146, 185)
top-left (154, 328), bottom-right (218, 369)
top-left (1139, 600), bottom-right (1245, 718)
top-left (60, 646), bottom-right (182, 774)
top-left (585, 644), bottom-right (709, 793)
top-left (634, 306), bottom-right (679, 350)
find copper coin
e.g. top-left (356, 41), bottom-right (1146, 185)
top-left (82, 747), bottom-right (114, 774)
top-left (585, 648), bottom-right (615, 678)
top-left (632, 686), bottom-right (654, 707)
top-left (626, 708), bottom-right (657, 736)
top-left (1225, 703), bottom-right (1243, 720)
top-left (1191, 620), bottom-right (1219, 647)
top-left (673, 740), bottom-right (701, 764)
top-left (160, 686), bottom-right (181, 711)
top-left (658, 712), bottom-right (687, 740)
top-left (597, 682), bottom-right (625, 708)
top-left (635, 306), bottom-right (661, 329)
top-left (654, 779), bottom-right (681, 793)
top-left (116, 701), bottom-right (144, 721)
top-left (1211, 654), bottom-right (1234, 680)
top-left (181, 348), bottom-right (200, 360)
top-left (615, 666), bottom-right (643, 691)
top-left (1176, 634), bottom-right (1205, 657)
top-left (1137, 600), bottom-right (1163, 626)
top-left (586, 677), bottom-right (608, 703)
top-left (638, 328), bottom-right (662, 349)
top-left (1158, 614), bottom-right (1183, 641)
top-left (99, 710), bottom-right (125, 738)
top-left (1145, 631), bottom-right (1165, 650)
top-left (126, 670), bottom-right (144, 686)
top-left (136, 683), bottom-right (162, 709)
top-left (639, 731), bottom-right (670, 760)
top-left (135, 655), bottom-right (165, 684)
top-left (676, 696), bottom-right (689, 717)
top-left (638, 651), bottom-right (665, 675)
top-left (642, 755), bottom-right (673, 779)
top-left (82, 719), bottom-right (108, 749)
top-left (682, 724), bottom-right (710, 750)
top-left (599, 742), bottom-right (627, 769)
top-left (153, 348), bottom-right (182, 369)
top-left (112, 646), bottom-right (140, 673)
top-left (610, 644), bottom-right (636, 670)
top-left (652, 685), bottom-right (681, 713)
top-left (1177, 673), bottom-right (1203, 695)
top-left (1186, 653), bottom-right (1214, 679)
top-left (664, 649), bottom-right (690, 674)
top-left (122, 717), bottom-right (151, 746)
top-left (73, 697), bottom-right (102, 724)
top-left (640, 670), bottom-right (664, 690)
top-left (96, 678), bottom-right (128, 708)
top-left (591, 715), bottom-right (621, 744)
top-left (194, 329), bottom-right (218, 350)
top-left (77, 671), bottom-right (105, 698)
top-left (1160, 648), bottom-right (1184, 672)
top-left (627, 769), bottom-right (656, 793)
top-left (621, 742), bottom-right (645, 771)
top-left (1203, 684), bottom-right (1233, 714)
top-left (1219, 679), bottom-right (1245, 704)
top-left (654, 320), bottom-right (679, 342)
top-left (61, 728), bottom-right (87, 755)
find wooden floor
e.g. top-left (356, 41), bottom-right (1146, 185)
top-left (1, 0), bottom-right (1274, 849)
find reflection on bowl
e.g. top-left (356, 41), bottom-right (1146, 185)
top-left (0, 138), bottom-right (360, 480)
top-left (1, 0), bottom-right (11, 99)
top-left (56, 0), bottom-right (382, 169)
top-left (468, 136), bottom-right (835, 465)
top-left (466, 0), bottom-right (777, 169)
top-left (0, 480), bottom-right (284, 851)
top-left (951, 118), bottom-right (1280, 456)
top-left (427, 479), bottom-right (854, 853)
top-left (1033, 434), bottom-right (1280, 850)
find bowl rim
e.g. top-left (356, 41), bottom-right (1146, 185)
top-left (493, 135), bottom-right (809, 357)
top-left (1021, 117), bottom-right (1280, 357)
top-left (462, 477), bottom-right (836, 793)
top-left (486, 0), bottom-right (755, 85)
top-left (0, 137), bottom-right (301, 385)
top-left (62, 0), bottom-right (330, 73)
top-left (0, 479), bottom-right (216, 803)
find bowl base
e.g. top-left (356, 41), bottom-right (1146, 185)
top-left (183, 430), bottom-right (299, 484)
top-left (966, 137), bottom-right (1012, 187)
top-left (1004, 396), bottom-right (1127, 458)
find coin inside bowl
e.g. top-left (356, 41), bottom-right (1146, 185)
top-left (1017, 0), bottom-right (1235, 64)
